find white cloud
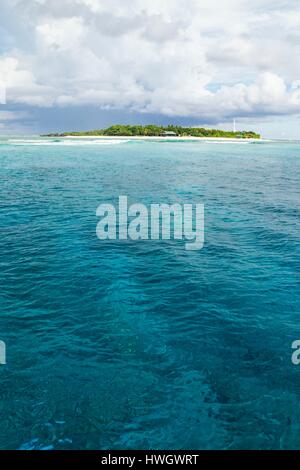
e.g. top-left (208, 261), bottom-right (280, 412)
top-left (36, 17), bottom-right (86, 50)
top-left (0, 56), bottom-right (56, 106)
top-left (0, 0), bottom-right (300, 121)
top-left (0, 110), bottom-right (28, 121)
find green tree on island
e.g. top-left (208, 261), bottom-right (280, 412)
top-left (45, 125), bottom-right (260, 139)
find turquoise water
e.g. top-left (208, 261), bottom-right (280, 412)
top-left (0, 137), bottom-right (299, 450)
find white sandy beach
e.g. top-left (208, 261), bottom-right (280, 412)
top-left (63, 135), bottom-right (266, 142)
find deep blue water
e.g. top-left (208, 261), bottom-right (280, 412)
top-left (0, 137), bottom-right (299, 450)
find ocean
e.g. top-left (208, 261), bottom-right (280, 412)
top-left (0, 137), bottom-right (299, 449)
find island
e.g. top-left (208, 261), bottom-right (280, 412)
top-left (44, 125), bottom-right (260, 139)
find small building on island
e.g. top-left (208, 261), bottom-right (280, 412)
top-left (161, 131), bottom-right (178, 137)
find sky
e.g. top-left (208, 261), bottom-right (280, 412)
top-left (0, 0), bottom-right (300, 138)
